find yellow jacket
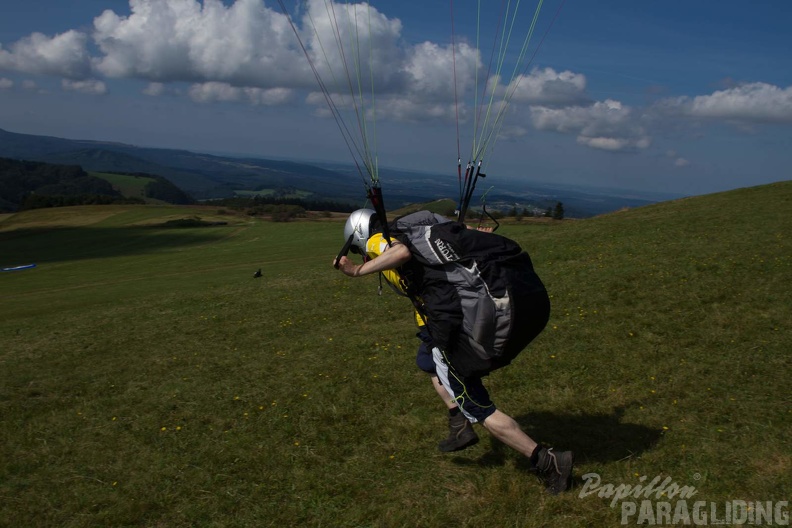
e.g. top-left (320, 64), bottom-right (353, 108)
top-left (365, 233), bottom-right (425, 327)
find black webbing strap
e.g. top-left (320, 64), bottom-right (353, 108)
top-left (368, 185), bottom-right (428, 327)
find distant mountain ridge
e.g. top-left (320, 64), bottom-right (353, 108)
top-left (0, 127), bottom-right (676, 216)
top-left (0, 128), bottom-right (360, 203)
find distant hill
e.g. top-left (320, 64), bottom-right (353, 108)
top-left (0, 128), bottom-right (360, 203)
top-left (0, 127), bottom-right (681, 216)
top-left (0, 157), bottom-right (191, 212)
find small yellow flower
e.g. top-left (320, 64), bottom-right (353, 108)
top-left (662, 426), bottom-right (669, 431)
top-left (161, 427), bottom-right (167, 431)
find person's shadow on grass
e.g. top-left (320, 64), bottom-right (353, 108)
top-left (451, 405), bottom-right (663, 473)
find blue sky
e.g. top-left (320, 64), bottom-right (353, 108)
top-left (1, 0), bottom-right (791, 196)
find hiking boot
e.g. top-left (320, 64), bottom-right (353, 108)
top-left (437, 413), bottom-right (479, 452)
top-left (534, 447), bottom-right (574, 495)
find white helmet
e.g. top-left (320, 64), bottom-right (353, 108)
top-left (344, 209), bottom-right (377, 254)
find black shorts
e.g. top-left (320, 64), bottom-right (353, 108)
top-left (432, 346), bottom-right (496, 423)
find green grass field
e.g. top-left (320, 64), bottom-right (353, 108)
top-left (1, 183), bottom-right (790, 527)
top-left (90, 172), bottom-right (159, 202)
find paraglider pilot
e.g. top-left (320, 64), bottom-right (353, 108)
top-left (333, 209), bottom-right (574, 495)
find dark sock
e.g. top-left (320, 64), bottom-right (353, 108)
top-left (530, 445), bottom-right (544, 468)
top-left (448, 407), bottom-right (461, 417)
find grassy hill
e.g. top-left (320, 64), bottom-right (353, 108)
top-left (89, 171), bottom-right (193, 205)
top-left (0, 183), bottom-right (789, 527)
top-left (91, 172), bottom-right (156, 198)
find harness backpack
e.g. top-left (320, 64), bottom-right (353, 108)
top-left (391, 211), bottom-right (548, 376)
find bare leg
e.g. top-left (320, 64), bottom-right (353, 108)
top-left (481, 409), bottom-right (538, 457)
top-left (430, 374), bottom-right (458, 410)
top-left (483, 410), bottom-right (574, 494)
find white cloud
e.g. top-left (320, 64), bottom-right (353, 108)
top-left (143, 82), bottom-right (165, 96)
top-left (358, 41), bottom-right (478, 123)
top-left (142, 82), bottom-right (185, 97)
top-left (62, 79), bottom-right (108, 95)
top-left (507, 67), bottom-right (589, 107)
top-left (530, 99), bottom-right (651, 152)
top-left (87, 0), bottom-right (480, 122)
top-left (22, 80), bottom-right (39, 91)
top-left (0, 78), bottom-right (12, 90)
top-left (299, 2), bottom-right (480, 123)
top-left (0, 0), bottom-right (481, 124)
top-left (10, 0), bottom-right (786, 165)
top-left (303, 0), bottom-right (405, 92)
top-left (0, 30), bottom-right (92, 78)
top-left (666, 150), bottom-right (690, 167)
top-left (659, 82), bottom-right (792, 124)
top-left (375, 96), bottom-right (459, 123)
top-left (93, 0), bottom-right (310, 87)
top-left (403, 41), bottom-right (473, 102)
top-left (189, 82), bottom-right (293, 105)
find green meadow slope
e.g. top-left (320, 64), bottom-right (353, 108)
top-left (0, 183), bottom-right (789, 527)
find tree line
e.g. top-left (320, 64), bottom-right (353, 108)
top-left (0, 158), bottom-right (193, 212)
top-left (506, 202), bottom-right (565, 220)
